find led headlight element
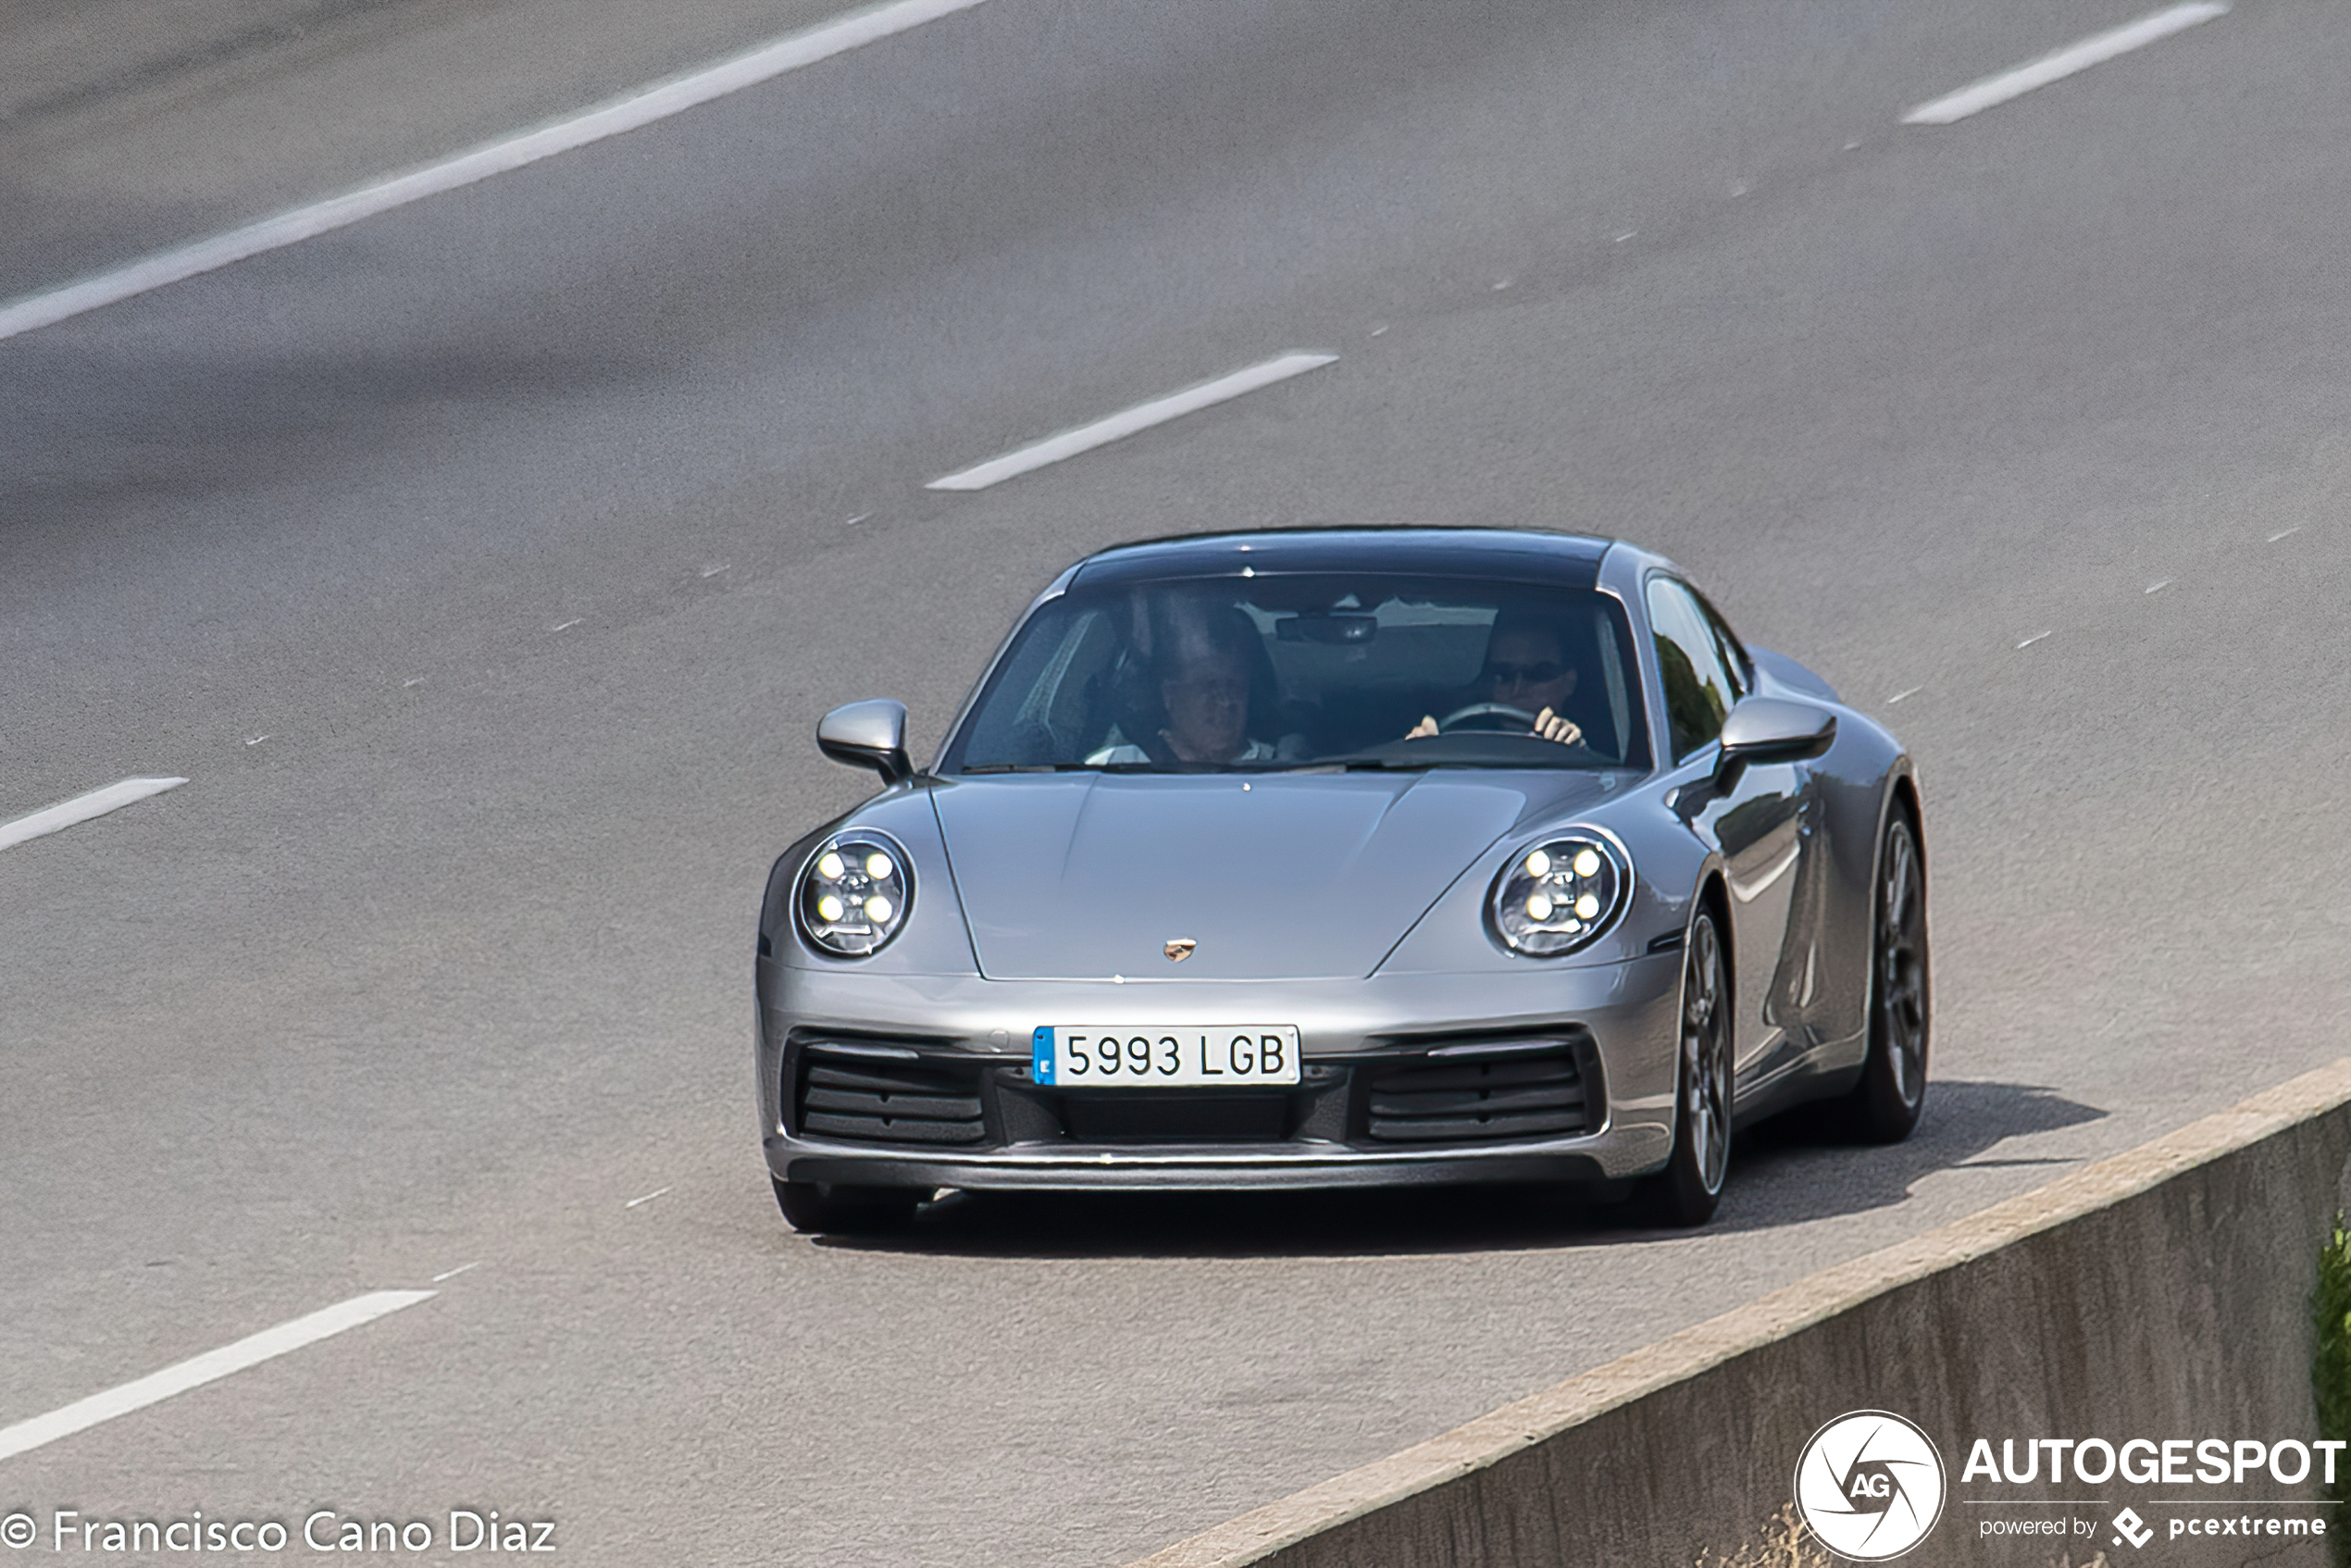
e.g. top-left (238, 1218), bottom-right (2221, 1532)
top-left (1490, 831), bottom-right (1630, 956)
top-left (798, 830), bottom-right (914, 957)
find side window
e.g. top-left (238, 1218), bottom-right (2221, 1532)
top-left (1646, 579), bottom-right (1736, 762)
top-left (1694, 592), bottom-right (1751, 700)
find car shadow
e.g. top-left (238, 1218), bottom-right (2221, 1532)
top-left (810, 1080), bottom-right (2106, 1260)
top-left (1696, 1077), bottom-right (2108, 1238)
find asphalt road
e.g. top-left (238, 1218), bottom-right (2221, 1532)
top-left (4, 0), bottom-right (2349, 1562)
top-left (0, 0), bottom-right (891, 302)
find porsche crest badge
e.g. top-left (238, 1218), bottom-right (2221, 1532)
top-left (1163, 938), bottom-right (1197, 963)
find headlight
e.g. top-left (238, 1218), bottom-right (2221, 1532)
top-left (797, 830), bottom-right (913, 957)
top-left (1488, 831), bottom-right (1631, 957)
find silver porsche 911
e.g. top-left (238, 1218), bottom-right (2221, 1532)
top-left (754, 529), bottom-right (1927, 1232)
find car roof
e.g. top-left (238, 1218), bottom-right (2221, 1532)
top-left (1065, 527), bottom-right (1614, 591)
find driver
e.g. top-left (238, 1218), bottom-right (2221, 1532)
top-left (1088, 607), bottom-right (1277, 765)
top-left (1406, 612), bottom-right (1585, 746)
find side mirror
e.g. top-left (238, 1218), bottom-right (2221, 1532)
top-left (1675, 699), bottom-right (1835, 817)
top-left (1717, 697), bottom-right (1836, 768)
top-left (817, 699), bottom-right (914, 786)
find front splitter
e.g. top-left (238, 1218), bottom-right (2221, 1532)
top-left (775, 1142), bottom-right (1623, 1192)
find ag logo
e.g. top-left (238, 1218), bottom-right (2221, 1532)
top-left (1793, 1410), bottom-right (1946, 1561)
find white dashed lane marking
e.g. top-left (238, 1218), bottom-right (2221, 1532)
top-left (926, 352), bottom-right (1338, 492)
top-left (0, 1292), bottom-right (434, 1463)
top-left (0, 0), bottom-right (996, 342)
top-left (0, 778), bottom-right (187, 852)
top-left (1902, 2), bottom-right (2228, 127)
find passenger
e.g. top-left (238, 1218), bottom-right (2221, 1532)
top-left (1088, 607), bottom-right (1277, 765)
top-left (1407, 612), bottom-right (1586, 746)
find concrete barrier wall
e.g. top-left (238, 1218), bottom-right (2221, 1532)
top-left (1133, 1061), bottom-right (2351, 1568)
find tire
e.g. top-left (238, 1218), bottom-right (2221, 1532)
top-left (1836, 808), bottom-right (1930, 1143)
top-left (1640, 906), bottom-right (1733, 1228)
top-left (773, 1177), bottom-right (922, 1235)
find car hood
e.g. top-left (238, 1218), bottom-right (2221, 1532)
top-left (930, 771), bottom-right (1616, 980)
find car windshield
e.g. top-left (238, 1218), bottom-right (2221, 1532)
top-left (940, 572), bottom-right (1651, 773)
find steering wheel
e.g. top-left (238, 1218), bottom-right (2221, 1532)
top-left (1437, 702), bottom-right (1537, 734)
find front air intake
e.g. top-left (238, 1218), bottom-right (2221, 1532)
top-left (1363, 1044), bottom-right (1589, 1144)
top-left (793, 1046), bottom-right (987, 1147)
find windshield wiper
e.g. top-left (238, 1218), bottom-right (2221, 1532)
top-left (957, 762), bottom-right (1166, 775)
top-left (1270, 754), bottom-right (1428, 772)
top-left (1286, 751), bottom-right (1595, 772)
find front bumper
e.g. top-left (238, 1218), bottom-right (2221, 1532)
top-left (756, 955), bottom-right (1685, 1192)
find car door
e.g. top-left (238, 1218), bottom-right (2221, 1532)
top-left (1646, 577), bottom-right (1815, 1079)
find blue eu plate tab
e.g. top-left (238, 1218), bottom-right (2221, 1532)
top-left (1032, 1026), bottom-right (1055, 1086)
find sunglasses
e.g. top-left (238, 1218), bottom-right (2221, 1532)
top-left (1481, 661), bottom-right (1565, 687)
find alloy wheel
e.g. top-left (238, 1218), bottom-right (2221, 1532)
top-left (1876, 817), bottom-right (1928, 1110)
top-left (1683, 914), bottom-right (1731, 1195)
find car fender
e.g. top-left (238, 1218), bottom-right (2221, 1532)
top-left (1762, 681), bottom-right (1913, 1076)
top-left (758, 782), bottom-right (982, 981)
top-left (1374, 790), bottom-right (1719, 977)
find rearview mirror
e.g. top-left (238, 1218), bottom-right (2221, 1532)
top-left (817, 699), bottom-right (914, 785)
top-left (1275, 613), bottom-right (1378, 645)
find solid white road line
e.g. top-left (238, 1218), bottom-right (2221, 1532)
top-left (0, 778), bottom-right (188, 852)
top-left (1902, 2), bottom-right (2228, 126)
top-left (0, 1291), bottom-right (434, 1464)
top-left (927, 352), bottom-right (1339, 492)
top-left (0, 0), bottom-right (993, 343)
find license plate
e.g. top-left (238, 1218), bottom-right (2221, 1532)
top-left (1032, 1027), bottom-right (1301, 1088)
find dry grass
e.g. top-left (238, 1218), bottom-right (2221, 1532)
top-left (1693, 1503), bottom-right (1829, 1568)
top-left (1691, 1505), bottom-right (2110, 1568)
